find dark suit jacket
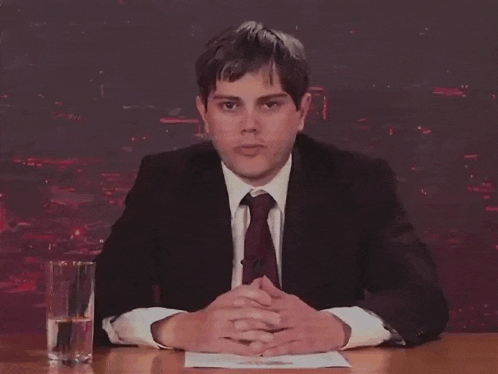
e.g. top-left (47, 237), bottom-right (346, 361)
top-left (94, 134), bottom-right (449, 347)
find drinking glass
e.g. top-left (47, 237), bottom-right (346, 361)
top-left (46, 261), bottom-right (95, 363)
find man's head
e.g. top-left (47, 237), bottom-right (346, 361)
top-left (195, 21), bottom-right (311, 187)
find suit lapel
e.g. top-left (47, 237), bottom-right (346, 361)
top-left (281, 137), bottom-right (354, 302)
top-left (185, 147), bottom-right (234, 303)
top-left (281, 146), bottom-right (308, 293)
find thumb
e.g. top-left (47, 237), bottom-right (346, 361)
top-left (260, 276), bottom-right (283, 297)
top-left (250, 277), bottom-right (263, 289)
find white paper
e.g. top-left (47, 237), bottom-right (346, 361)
top-left (184, 351), bottom-right (351, 369)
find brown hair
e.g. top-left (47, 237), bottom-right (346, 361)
top-left (195, 21), bottom-right (310, 111)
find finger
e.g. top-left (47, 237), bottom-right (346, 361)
top-left (224, 307), bottom-right (281, 326)
top-left (215, 338), bottom-right (262, 356)
top-left (233, 298), bottom-right (270, 309)
top-left (268, 328), bottom-right (298, 347)
top-left (250, 277), bottom-right (263, 289)
top-left (226, 329), bottom-right (274, 344)
top-left (233, 286), bottom-right (272, 307)
top-left (250, 307), bottom-right (295, 328)
top-left (213, 286), bottom-right (271, 309)
top-left (262, 340), bottom-right (303, 356)
top-left (260, 276), bottom-right (285, 298)
top-left (273, 309), bottom-right (297, 328)
top-left (263, 297), bottom-right (290, 312)
top-left (233, 319), bottom-right (273, 332)
top-left (248, 340), bottom-right (264, 352)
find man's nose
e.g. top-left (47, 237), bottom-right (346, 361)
top-left (240, 110), bottom-right (261, 132)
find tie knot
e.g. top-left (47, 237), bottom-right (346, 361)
top-left (242, 193), bottom-right (275, 221)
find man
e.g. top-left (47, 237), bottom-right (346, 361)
top-left (94, 21), bottom-right (448, 356)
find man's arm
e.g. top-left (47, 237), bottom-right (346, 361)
top-left (353, 158), bottom-right (449, 346)
top-left (103, 308), bottom-right (185, 348)
top-left (326, 306), bottom-right (398, 349)
top-left (94, 156), bottom-right (163, 346)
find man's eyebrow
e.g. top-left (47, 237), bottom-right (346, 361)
top-left (211, 93), bottom-right (289, 101)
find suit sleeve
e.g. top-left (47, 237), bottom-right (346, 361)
top-left (93, 156), bottom-right (163, 346)
top-left (354, 159), bottom-right (449, 347)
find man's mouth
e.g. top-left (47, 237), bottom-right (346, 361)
top-left (235, 145), bottom-right (265, 156)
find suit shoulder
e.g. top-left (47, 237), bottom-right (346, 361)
top-left (139, 140), bottom-right (216, 175)
top-left (334, 149), bottom-right (394, 182)
top-left (297, 134), bottom-right (394, 182)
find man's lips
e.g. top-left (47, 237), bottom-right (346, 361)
top-left (235, 145), bottom-right (265, 156)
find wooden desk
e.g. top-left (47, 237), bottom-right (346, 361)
top-left (0, 333), bottom-right (496, 373)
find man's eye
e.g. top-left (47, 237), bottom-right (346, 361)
top-left (221, 102), bottom-right (237, 110)
top-left (264, 101), bottom-right (281, 109)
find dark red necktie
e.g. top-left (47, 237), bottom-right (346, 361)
top-left (241, 193), bottom-right (281, 289)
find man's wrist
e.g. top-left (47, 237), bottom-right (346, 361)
top-left (151, 312), bottom-right (188, 348)
top-left (321, 311), bottom-right (352, 349)
top-left (325, 307), bottom-right (393, 349)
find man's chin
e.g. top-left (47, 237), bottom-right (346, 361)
top-left (233, 168), bottom-right (274, 186)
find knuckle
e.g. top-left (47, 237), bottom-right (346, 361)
top-left (238, 331), bottom-right (250, 340)
top-left (271, 331), bottom-right (283, 344)
top-left (236, 348), bottom-right (252, 356)
top-left (258, 331), bottom-right (272, 341)
top-left (304, 324), bottom-right (313, 334)
top-left (289, 294), bottom-right (300, 303)
top-left (235, 320), bottom-right (248, 330)
top-left (278, 313), bottom-right (289, 325)
top-left (214, 294), bottom-right (229, 305)
top-left (306, 335), bottom-right (316, 348)
top-left (234, 298), bottom-right (245, 307)
top-left (235, 331), bottom-right (246, 340)
top-left (247, 331), bottom-right (261, 341)
top-left (282, 298), bottom-right (293, 309)
top-left (238, 285), bottom-right (251, 295)
top-left (247, 307), bottom-right (261, 318)
top-left (210, 309), bottom-right (226, 323)
top-left (291, 341), bottom-right (301, 353)
top-left (263, 348), bottom-right (274, 356)
top-left (298, 330), bottom-right (307, 341)
top-left (210, 309), bottom-right (220, 319)
top-left (275, 346), bottom-right (285, 355)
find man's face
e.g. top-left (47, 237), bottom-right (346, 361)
top-left (196, 67), bottom-right (311, 187)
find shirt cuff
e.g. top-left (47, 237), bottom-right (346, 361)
top-left (323, 306), bottom-right (393, 350)
top-left (102, 307), bottom-right (186, 349)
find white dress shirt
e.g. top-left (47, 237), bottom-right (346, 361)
top-left (103, 154), bottom-right (394, 350)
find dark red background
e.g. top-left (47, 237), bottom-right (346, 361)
top-left (0, 0), bottom-right (497, 335)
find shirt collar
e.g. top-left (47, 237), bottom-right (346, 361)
top-left (222, 154), bottom-right (292, 218)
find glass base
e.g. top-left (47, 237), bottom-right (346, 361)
top-left (48, 359), bottom-right (94, 374)
top-left (48, 352), bottom-right (92, 364)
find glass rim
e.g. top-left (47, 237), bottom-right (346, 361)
top-left (47, 260), bottom-right (95, 267)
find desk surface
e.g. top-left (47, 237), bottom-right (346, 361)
top-left (0, 333), bottom-right (496, 373)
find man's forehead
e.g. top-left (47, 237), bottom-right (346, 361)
top-left (210, 67), bottom-right (286, 98)
top-left (258, 64), bottom-right (279, 85)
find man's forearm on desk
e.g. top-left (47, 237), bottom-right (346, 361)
top-left (325, 306), bottom-right (404, 349)
top-left (103, 305), bottom-right (402, 351)
top-left (102, 307), bottom-right (186, 348)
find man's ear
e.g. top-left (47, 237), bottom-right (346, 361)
top-left (297, 92), bottom-right (312, 131)
top-left (195, 95), bottom-right (209, 133)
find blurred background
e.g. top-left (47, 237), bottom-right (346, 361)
top-left (0, 0), bottom-right (497, 335)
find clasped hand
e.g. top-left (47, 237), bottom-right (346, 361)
top-left (153, 276), bottom-right (350, 356)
